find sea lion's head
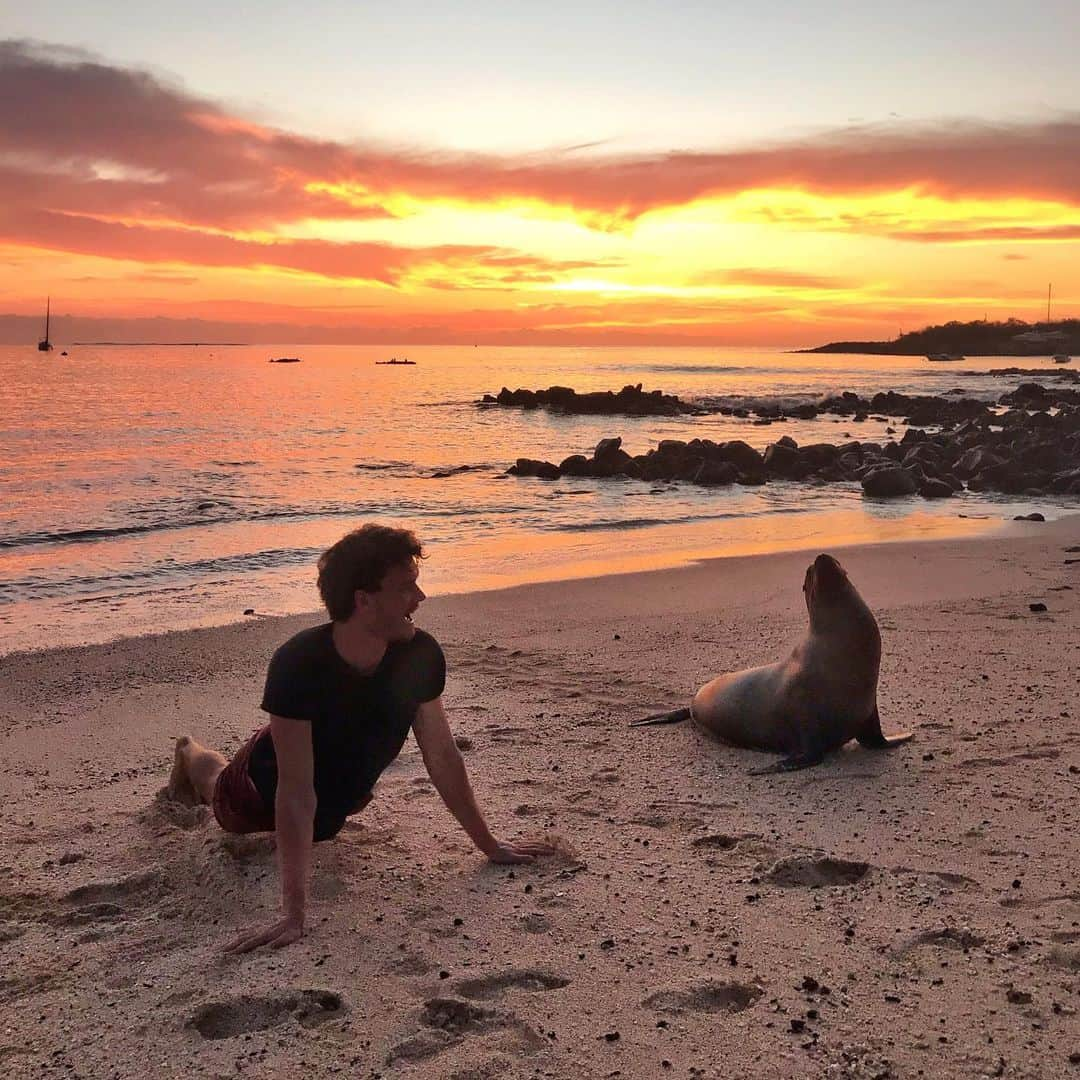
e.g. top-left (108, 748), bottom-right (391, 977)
top-left (803, 553), bottom-right (880, 653)
top-left (803, 553), bottom-right (853, 615)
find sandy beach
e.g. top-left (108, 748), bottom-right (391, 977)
top-left (1, 519), bottom-right (1078, 1079)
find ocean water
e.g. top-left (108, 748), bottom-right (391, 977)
top-left (0, 343), bottom-right (1074, 653)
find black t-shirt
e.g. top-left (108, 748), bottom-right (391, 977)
top-left (249, 624), bottom-right (445, 841)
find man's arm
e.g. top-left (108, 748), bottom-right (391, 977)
top-left (225, 715), bottom-right (316, 952)
top-left (412, 697), bottom-right (553, 864)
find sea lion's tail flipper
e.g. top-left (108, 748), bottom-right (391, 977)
top-left (856, 706), bottom-right (914, 749)
top-left (630, 706), bottom-right (692, 728)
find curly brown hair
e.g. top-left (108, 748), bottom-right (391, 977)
top-left (317, 524), bottom-right (425, 621)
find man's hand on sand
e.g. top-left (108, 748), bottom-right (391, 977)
top-left (224, 913), bottom-right (304, 953)
top-left (485, 839), bottom-right (557, 865)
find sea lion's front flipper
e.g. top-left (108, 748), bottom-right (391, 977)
top-left (856, 706), bottom-right (914, 749)
top-left (630, 706), bottom-right (692, 728)
top-left (748, 750), bottom-right (825, 775)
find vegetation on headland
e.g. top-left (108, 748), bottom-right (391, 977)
top-left (802, 318), bottom-right (1080, 356)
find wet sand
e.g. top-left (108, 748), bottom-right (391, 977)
top-left (1, 519), bottom-right (1078, 1078)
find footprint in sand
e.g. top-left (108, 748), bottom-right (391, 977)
top-left (54, 902), bottom-right (126, 927)
top-left (405, 904), bottom-right (460, 939)
top-left (388, 952), bottom-right (434, 976)
top-left (643, 981), bottom-right (764, 1015)
top-left (897, 927), bottom-right (986, 955)
top-left (63, 869), bottom-right (165, 906)
top-left (420, 997), bottom-right (499, 1035)
top-left (455, 969), bottom-right (570, 1001)
top-left (187, 989), bottom-right (345, 1039)
top-left (691, 833), bottom-right (741, 851)
top-left (388, 997), bottom-right (543, 1064)
top-left (517, 912), bottom-right (553, 933)
top-left (960, 748), bottom-right (1061, 769)
top-left (0, 967), bottom-right (66, 1005)
top-left (765, 854), bottom-right (870, 887)
top-left (485, 725), bottom-right (530, 741)
top-left (387, 1000), bottom-right (498, 1064)
top-left (1045, 945), bottom-right (1080, 971)
top-left (590, 767), bottom-right (620, 784)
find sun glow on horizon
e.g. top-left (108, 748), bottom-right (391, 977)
top-left (3, 37), bottom-right (1078, 344)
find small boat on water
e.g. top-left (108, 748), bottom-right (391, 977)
top-left (376, 357), bottom-right (416, 365)
top-left (269, 356), bottom-right (301, 363)
top-left (37, 297), bottom-right (53, 352)
top-left (1052, 354), bottom-right (1072, 364)
top-left (926, 353), bottom-right (964, 362)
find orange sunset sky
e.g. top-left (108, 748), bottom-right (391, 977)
top-left (2, 4), bottom-right (1079, 346)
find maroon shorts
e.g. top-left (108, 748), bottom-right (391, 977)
top-left (212, 725), bottom-right (276, 835)
top-left (211, 725), bottom-right (374, 839)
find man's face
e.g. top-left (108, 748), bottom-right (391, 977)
top-left (366, 560), bottom-right (425, 642)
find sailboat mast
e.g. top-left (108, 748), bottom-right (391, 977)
top-left (1047, 283), bottom-right (1052, 324)
top-left (45, 296), bottom-right (50, 341)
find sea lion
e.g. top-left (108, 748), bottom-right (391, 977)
top-left (632, 553), bottom-right (912, 773)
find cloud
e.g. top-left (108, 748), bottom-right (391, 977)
top-left (0, 205), bottom-right (604, 283)
top-left (894, 224), bottom-right (1080, 243)
top-left (3, 38), bottom-right (1080, 277)
top-left (698, 267), bottom-right (854, 290)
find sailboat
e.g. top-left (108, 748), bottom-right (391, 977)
top-left (37, 297), bottom-right (53, 352)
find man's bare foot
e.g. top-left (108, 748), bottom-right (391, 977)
top-left (168, 735), bottom-right (228, 804)
top-left (167, 736), bottom-right (200, 806)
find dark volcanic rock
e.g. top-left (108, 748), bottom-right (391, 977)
top-left (715, 440), bottom-right (765, 472)
top-left (508, 458), bottom-right (560, 480)
top-left (919, 478), bottom-right (955, 498)
top-left (763, 442), bottom-right (803, 477)
top-left (694, 460), bottom-right (739, 486)
top-left (504, 376), bottom-right (1080, 502)
top-left (861, 467), bottom-right (918, 497)
top-left (485, 383), bottom-right (700, 417)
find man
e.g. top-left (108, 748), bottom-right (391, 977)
top-left (168, 523), bottom-right (551, 953)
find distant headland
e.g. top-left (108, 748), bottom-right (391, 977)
top-left (802, 318), bottom-right (1080, 356)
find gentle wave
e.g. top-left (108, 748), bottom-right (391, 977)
top-left (0, 496), bottom-right (534, 552)
top-left (537, 504), bottom-right (813, 533)
top-left (0, 545), bottom-right (322, 602)
top-left (616, 364), bottom-right (767, 375)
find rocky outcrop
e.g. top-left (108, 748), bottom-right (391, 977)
top-left (502, 391), bottom-right (1080, 500)
top-left (479, 384), bottom-right (702, 417)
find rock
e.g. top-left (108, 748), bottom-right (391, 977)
top-left (763, 442), bottom-right (802, 477)
top-left (694, 461), bottom-right (739, 486)
top-left (508, 458), bottom-right (560, 480)
top-left (1014, 512), bottom-right (1045, 522)
top-left (1029, 603), bottom-right (1048, 613)
top-left (861, 467), bottom-right (918, 497)
top-left (715, 440), bottom-right (764, 472)
top-left (919, 479), bottom-right (954, 498)
top-left (1000, 383), bottom-right (1051, 407)
top-left (558, 454), bottom-right (592, 477)
top-left (485, 384), bottom-right (700, 416)
top-left (594, 436), bottom-right (623, 461)
top-left (954, 447), bottom-right (1006, 478)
